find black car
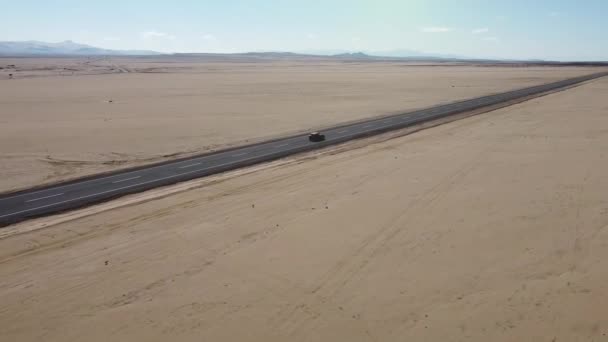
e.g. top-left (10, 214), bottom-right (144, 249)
top-left (308, 132), bottom-right (326, 142)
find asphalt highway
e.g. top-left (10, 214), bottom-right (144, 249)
top-left (1, 71), bottom-right (607, 226)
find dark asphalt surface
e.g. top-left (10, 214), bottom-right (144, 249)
top-left (1, 71), bottom-right (607, 226)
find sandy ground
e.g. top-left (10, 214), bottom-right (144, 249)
top-left (2, 76), bottom-right (608, 341)
top-left (1, 57), bottom-right (605, 193)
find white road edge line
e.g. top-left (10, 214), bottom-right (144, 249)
top-left (179, 162), bottom-right (202, 169)
top-left (25, 193), bottom-right (64, 203)
top-left (0, 151), bottom-right (283, 219)
top-left (0, 155), bottom-right (226, 202)
top-left (231, 152), bottom-right (248, 157)
top-left (0, 187), bottom-right (61, 202)
top-left (111, 176), bottom-right (141, 184)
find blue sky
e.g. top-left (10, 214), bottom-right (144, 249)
top-left (1, 0), bottom-right (607, 60)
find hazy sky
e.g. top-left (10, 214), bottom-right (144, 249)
top-left (1, 0), bottom-right (607, 60)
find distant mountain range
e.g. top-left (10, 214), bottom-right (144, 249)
top-left (1, 41), bottom-right (606, 65)
top-left (299, 49), bottom-right (468, 59)
top-left (0, 40), bottom-right (160, 56)
top-left (0, 40), bottom-right (471, 59)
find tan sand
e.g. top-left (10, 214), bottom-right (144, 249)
top-left (0, 57), bottom-right (605, 193)
top-left (1, 76), bottom-right (608, 341)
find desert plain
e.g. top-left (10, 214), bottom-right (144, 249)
top-left (0, 57), bottom-right (603, 193)
top-left (1, 57), bottom-right (608, 341)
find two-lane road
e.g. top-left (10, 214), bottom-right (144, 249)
top-left (2, 71), bottom-right (607, 226)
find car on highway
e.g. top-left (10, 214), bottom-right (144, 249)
top-left (308, 132), bottom-right (326, 142)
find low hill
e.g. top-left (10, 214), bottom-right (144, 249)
top-left (0, 40), bottom-right (160, 56)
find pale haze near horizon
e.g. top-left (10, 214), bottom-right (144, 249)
top-left (0, 0), bottom-right (607, 61)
